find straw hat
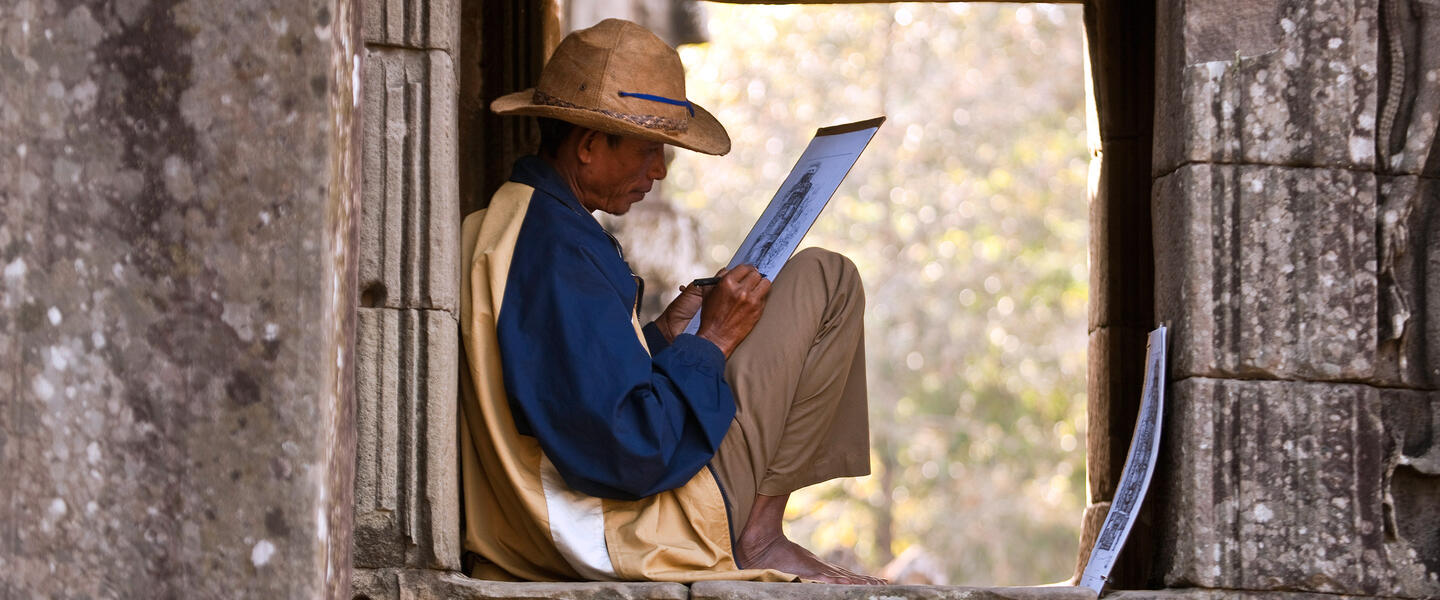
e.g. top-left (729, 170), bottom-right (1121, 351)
top-left (491, 18), bottom-right (731, 156)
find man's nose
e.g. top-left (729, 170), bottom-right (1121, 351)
top-left (648, 154), bottom-right (668, 180)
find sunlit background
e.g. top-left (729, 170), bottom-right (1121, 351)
top-left (584, 1), bottom-right (1089, 585)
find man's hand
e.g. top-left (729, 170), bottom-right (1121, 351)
top-left (653, 270), bottom-right (718, 343)
top-left (695, 265), bottom-right (770, 358)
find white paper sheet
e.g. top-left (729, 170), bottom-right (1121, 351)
top-left (1078, 325), bottom-right (1168, 595)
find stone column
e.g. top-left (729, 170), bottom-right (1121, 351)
top-left (352, 0), bottom-right (559, 595)
top-left (1153, 0), bottom-right (1440, 596)
top-left (352, 0), bottom-right (461, 575)
top-left (0, 0), bottom-right (361, 598)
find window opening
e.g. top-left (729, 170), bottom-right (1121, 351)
top-left (575, 1), bottom-right (1089, 585)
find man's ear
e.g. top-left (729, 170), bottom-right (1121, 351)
top-left (574, 128), bottom-right (603, 165)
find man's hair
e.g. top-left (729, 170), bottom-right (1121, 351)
top-left (537, 117), bottom-right (624, 157)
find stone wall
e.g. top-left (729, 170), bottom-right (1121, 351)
top-left (1152, 0), bottom-right (1440, 596)
top-left (0, 0), bottom-right (361, 598)
top-left (6, 0), bottom-right (1432, 598)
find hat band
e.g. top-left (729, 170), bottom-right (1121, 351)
top-left (617, 91), bottom-right (695, 117)
top-left (533, 90), bottom-right (689, 134)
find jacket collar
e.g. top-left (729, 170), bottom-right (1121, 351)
top-left (510, 155), bottom-right (591, 217)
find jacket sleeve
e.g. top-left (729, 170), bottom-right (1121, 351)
top-left (642, 321), bottom-right (672, 354)
top-left (496, 239), bottom-right (735, 500)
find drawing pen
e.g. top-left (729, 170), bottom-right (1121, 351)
top-left (689, 276), bottom-right (723, 287)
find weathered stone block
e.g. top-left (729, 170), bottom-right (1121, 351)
top-left (1383, 389), bottom-right (1440, 581)
top-left (1109, 590), bottom-right (1406, 600)
top-left (1376, 175), bottom-right (1440, 387)
top-left (0, 1), bottom-right (360, 598)
top-left (1154, 0), bottom-right (1380, 174)
top-left (354, 307), bottom-right (459, 570)
top-left (363, 0), bottom-right (457, 51)
top-left (353, 568), bottom-right (691, 600)
top-left (1154, 164), bottom-right (1379, 381)
top-left (1158, 378), bottom-right (1440, 597)
top-left (566, 0), bottom-right (706, 47)
top-left (690, 581), bottom-right (1095, 600)
top-left (360, 47), bottom-right (459, 312)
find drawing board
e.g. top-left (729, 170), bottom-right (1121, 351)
top-left (682, 117), bottom-right (884, 335)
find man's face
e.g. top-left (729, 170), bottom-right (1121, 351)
top-left (575, 133), bottom-right (668, 216)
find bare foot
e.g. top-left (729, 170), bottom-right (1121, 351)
top-left (736, 528), bottom-right (887, 585)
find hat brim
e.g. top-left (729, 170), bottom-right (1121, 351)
top-left (491, 88), bottom-right (731, 156)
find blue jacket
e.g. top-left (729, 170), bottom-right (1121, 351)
top-left (496, 156), bottom-right (736, 500)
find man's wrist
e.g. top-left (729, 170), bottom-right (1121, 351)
top-left (695, 330), bottom-right (735, 359)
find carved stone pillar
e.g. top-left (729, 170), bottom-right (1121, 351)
top-left (353, 0), bottom-right (462, 574)
top-left (351, 1), bottom-right (557, 597)
top-left (0, 1), bottom-right (361, 598)
top-left (1151, 0), bottom-right (1440, 595)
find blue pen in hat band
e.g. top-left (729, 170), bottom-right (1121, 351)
top-left (618, 91), bottom-right (695, 117)
top-left (533, 90), bottom-right (689, 133)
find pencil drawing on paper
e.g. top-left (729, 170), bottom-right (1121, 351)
top-left (745, 162), bottom-right (820, 274)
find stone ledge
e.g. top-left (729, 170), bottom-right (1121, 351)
top-left (1107, 590), bottom-right (1428, 600)
top-left (691, 581), bottom-right (1095, 600)
top-left (355, 569), bottom-right (690, 600)
top-left (353, 569), bottom-right (1098, 600)
top-left (355, 573), bottom-right (1440, 599)
top-left (438, 577), bottom-right (690, 600)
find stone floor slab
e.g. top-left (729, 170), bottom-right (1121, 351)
top-left (354, 569), bottom-right (691, 600)
top-left (353, 570), bottom-right (1100, 600)
top-left (690, 581), bottom-right (1095, 600)
top-left (438, 577), bottom-right (691, 600)
top-left (1108, 590), bottom-right (1422, 600)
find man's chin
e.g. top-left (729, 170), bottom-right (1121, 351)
top-left (606, 198), bottom-right (643, 216)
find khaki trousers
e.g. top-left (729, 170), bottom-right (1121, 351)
top-left (709, 248), bottom-right (871, 539)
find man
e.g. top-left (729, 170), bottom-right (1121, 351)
top-left (459, 18), bottom-right (881, 584)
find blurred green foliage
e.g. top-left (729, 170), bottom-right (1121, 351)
top-left (667, 2), bottom-right (1090, 585)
